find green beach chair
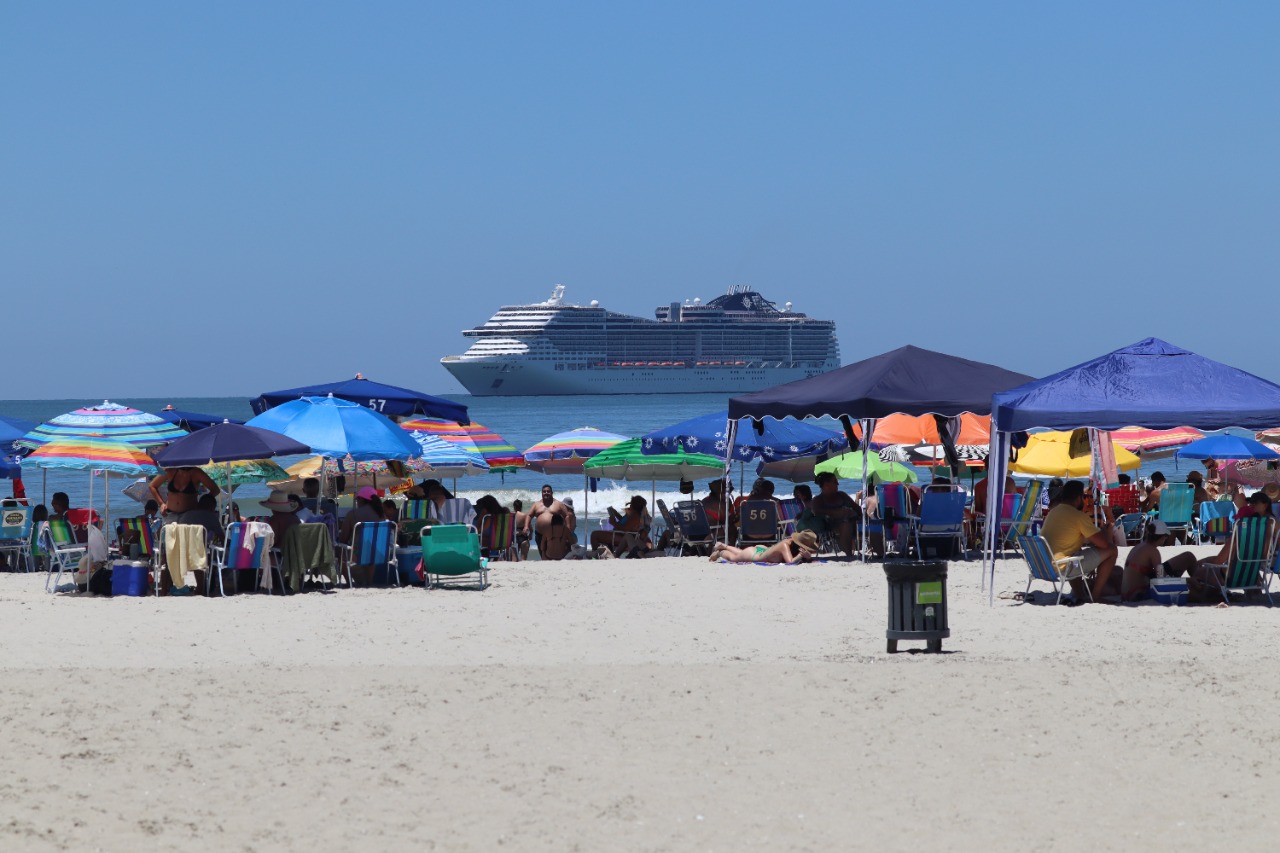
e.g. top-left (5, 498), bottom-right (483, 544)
top-left (1156, 483), bottom-right (1194, 542)
top-left (1199, 516), bottom-right (1278, 605)
top-left (420, 524), bottom-right (488, 589)
top-left (41, 519), bottom-right (88, 593)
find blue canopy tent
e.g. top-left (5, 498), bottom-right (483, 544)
top-left (983, 338), bottom-right (1280, 599)
top-left (251, 375), bottom-right (468, 424)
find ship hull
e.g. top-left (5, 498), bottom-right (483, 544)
top-left (442, 359), bottom-right (832, 396)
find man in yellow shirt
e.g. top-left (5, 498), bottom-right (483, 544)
top-left (1038, 480), bottom-right (1119, 602)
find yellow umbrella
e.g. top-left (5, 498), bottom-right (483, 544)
top-left (1010, 431), bottom-right (1141, 477)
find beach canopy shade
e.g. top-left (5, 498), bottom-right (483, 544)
top-left (158, 406), bottom-right (244, 431)
top-left (17, 401), bottom-right (188, 450)
top-left (399, 417), bottom-right (523, 471)
top-left (854, 412), bottom-right (991, 447)
top-left (245, 396), bottom-right (422, 462)
top-left (728, 345), bottom-right (1033, 421)
top-left (1008, 431), bottom-right (1141, 477)
top-left (582, 439), bottom-right (724, 481)
top-left (523, 427), bottom-right (629, 474)
top-left (640, 410), bottom-right (847, 462)
top-left (0, 414), bottom-right (37, 447)
top-left (408, 432), bottom-right (491, 477)
top-left (813, 451), bottom-right (918, 484)
top-left (22, 436), bottom-right (160, 477)
top-left (153, 422), bottom-right (311, 466)
top-left (251, 375), bottom-right (468, 424)
top-left (1174, 434), bottom-right (1280, 461)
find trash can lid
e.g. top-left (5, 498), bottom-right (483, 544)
top-left (883, 560), bottom-right (948, 583)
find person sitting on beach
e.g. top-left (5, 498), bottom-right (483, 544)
top-left (709, 529), bottom-right (819, 565)
top-left (1040, 480), bottom-right (1120, 602)
top-left (1121, 519), bottom-right (1197, 601)
top-left (511, 499), bottom-right (531, 560)
top-left (50, 492), bottom-right (70, 520)
top-left (259, 490), bottom-right (299, 545)
top-left (340, 487), bottom-right (386, 585)
top-left (1188, 490), bottom-right (1278, 599)
top-left (972, 474), bottom-right (1017, 516)
top-left (529, 484), bottom-right (575, 560)
top-left (178, 493), bottom-right (225, 545)
top-left (299, 478), bottom-right (322, 510)
top-left (1202, 458), bottom-right (1223, 499)
top-left (590, 495), bottom-right (652, 556)
top-left (1140, 472), bottom-right (1167, 511)
top-left (792, 484), bottom-right (813, 509)
top-left (1186, 471), bottom-right (1211, 510)
top-left (149, 465), bottom-right (221, 521)
top-left (733, 478), bottom-right (780, 542)
top-left (702, 479), bottom-right (731, 540)
top-left (798, 472), bottom-right (859, 558)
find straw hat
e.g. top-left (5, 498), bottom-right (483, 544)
top-left (1264, 483), bottom-right (1280, 501)
top-left (260, 490), bottom-right (294, 513)
top-left (791, 529), bottom-right (819, 551)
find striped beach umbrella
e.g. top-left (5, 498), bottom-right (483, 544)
top-left (1111, 426), bottom-right (1204, 454)
top-left (17, 401), bottom-right (187, 450)
top-left (22, 436), bottom-right (161, 538)
top-left (522, 427), bottom-right (628, 474)
top-left (409, 432), bottom-right (491, 478)
top-left (399, 417), bottom-right (524, 471)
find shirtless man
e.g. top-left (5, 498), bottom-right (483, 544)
top-left (529, 484), bottom-right (575, 560)
top-left (1120, 519), bottom-right (1197, 601)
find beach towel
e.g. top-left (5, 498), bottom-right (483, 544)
top-left (282, 523), bottom-right (334, 592)
top-left (240, 521), bottom-right (275, 589)
top-left (163, 523), bottom-right (208, 588)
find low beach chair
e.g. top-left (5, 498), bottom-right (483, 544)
top-left (438, 498), bottom-right (475, 529)
top-left (401, 500), bottom-right (432, 523)
top-left (1017, 534), bottom-right (1093, 606)
top-left (479, 512), bottom-right (517, 561)
top-left (421, 524), bottom-right (488, 588)
top-left (1156, 483), bottom-right (1194, 542)
top-left (1199, 516), bottom-right (1278, 606)
top-left (42, 519), bottom-right (88, 592)
top-left (670, 500), bottom-right (716, 556)
top-left (0, 505), bottom-right (33, 572)
top-left (1105, 484), bottom-right (1141, 516)
top-left (210, 522), bottom-right (278, 596)
top-left (1194, 500), bottom-right (1235, 545)
top-left (280, 522), bottom-right (335, 592)
top-left (914, 491), bottom-right (966, 559)
top-left (1117, 512), bottom-right (1148, 545)
top-left (736, 500), bottom-right (781, 547)
top-left (775, 498), bottom-right (802, 538)
top-left (116, 516), bottom-right (157, 560)
top-left (337, 520), bottom-right (398, 588)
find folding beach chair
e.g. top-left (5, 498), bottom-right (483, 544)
top-left (438, 498), bottom-right (475, 529)
top-left (401, 500), bottom-right (432, 522)
top-left (479, 512), bottom-right (517, 561)
top-left (158, 523), bottom-right (211, 596)
top-left (42, 519), bottom-right (88, 592)
top-left (1002, 480), bottom-right (1044, 550)
top-left (280, 522), bottom-right (335, 592)
top-left (1194, 500), bottom-right (1235, 545)
top-left (337, 520), bottom-right (398, 588)
top-left (775, 498), bottom-right (803, 538)
top-left (914, 491), bottom-right (967, 559)
top-left (1199, 516), bottom-right (1278, 606)
top-left (1017, 534), bottom-right (1093, 606)
top-left (1117, 513), bottom-right (1148, 545)
top-left (736, 500), bottom-right (781, 547)
top-left (1105, 484), bottom-right (1141, 516)
top-left (421, 524), bottom-right (488, 588)
top-left (65, 509), bottom-right (101, 544)
top-left (210, 522), bottom-right (283, 596)
top-left (116, 516), bottom-right (157, 560)
top-left (1156, 483), bottom-right (1195, 542)
top-left (670, 500), bottom-right (716, 556)
top-left (877, 483), bottom-right (916, 555)
top-left (0, 505), bottom-right (33, 572)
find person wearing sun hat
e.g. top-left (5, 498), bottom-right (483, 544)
top-left (260, 489), bottom-right (300, 544)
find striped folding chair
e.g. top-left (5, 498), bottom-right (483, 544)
top-left (1194, 500), bottom-right (1235, 545)
top-left (401, 500), bottom-right (432, 522)
top-left (438, 498), bottom-right (475, 529)
top-left (116, 517), bottom-right (157, 560)
top-left (775, 498), bottom-right (802, 538)
top-left (479, 512), bottom-right (517, 561)
top-left (0, 505), bottom-right (33, 572)
top-left (1199, 516), bottom-right (1278, 605)
top-left (1104, 485), bottom-right (1142, 516)
top-left (877, 483), bottom-right (916, 555)
top-left (210, 522), bottom-right (279, 596)
top-left (337, 521), bottom-right (398, 588)
top-left (1017, 533), bottom-right (1093, 605)
top-left (1003, 480), bottom-right (1044, 550)
top-left (42, 519), bottom-right (88, 592)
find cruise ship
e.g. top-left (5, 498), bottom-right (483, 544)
top-left (441, 285), bottom-right (840, 396)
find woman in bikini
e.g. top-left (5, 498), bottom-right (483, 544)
top-left (708, 529), bottom-right (819, 564)
top-left (149, 465), bottom-right (221, 520)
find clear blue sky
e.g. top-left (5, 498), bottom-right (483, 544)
top-left (3, 2), bottom-right (1277, 399)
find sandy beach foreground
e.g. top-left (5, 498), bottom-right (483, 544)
top-left (2, 548), bottom-right (1279, 852)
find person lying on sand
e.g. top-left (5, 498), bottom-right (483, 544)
top-left (709, 530), bottom-right (818, 565)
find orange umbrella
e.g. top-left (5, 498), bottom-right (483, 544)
top-left (854, 412), bottom-right (990, 447)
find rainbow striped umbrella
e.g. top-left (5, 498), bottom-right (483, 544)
top-left (1110, 426), bottom-right (1204, 454)
top-left (523, 427), bottom-right (628, 474)
top-left (22, 436), bottom-right (161, 542)
top-left (399, 417), bottom-right (524, 471)
top-left (17, 400), bottom-right (187, 450)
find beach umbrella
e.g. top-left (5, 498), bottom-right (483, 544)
top-left (251, 374), bottom-right (469, 423)
top-left (244, 395), bottom-right (421, 462)
top-left (201, 459), bottom-right (290, 489)
top-left (899, 443), bottom-right (989, 467)
top-left (523, 427), bottom-right (628, 474)
top-left (1009, 431), bottom-right (1141, 477)
top-left (853, 412), bottom-right (990, 448)
top-left (158, 405), bottom-right (245, 432)
top-left (23, 436), bottom-right (161, 535)
top-left (641, 410), bottom-right (846, 462)
top-left (17, 401), bottom-right (187, 450)
top-left (584, 438), bottom-right (724, 509)
top-left (814, 451), bottom-right (918, 484)
top-left (399, 417), bottom-right (524, 471)
top-left (0, 414), bottom-right (37, 447)
top-left (153, 422), bottom-right (312, 467)
top-left (1174, 434), bottom-right (1280, 461)
top-left (1110, 426), bottom-right (1204, 456)
top-left (409, 432), bottom-right (491, 479)
top-left (268, 456), bottom-right (412, 495)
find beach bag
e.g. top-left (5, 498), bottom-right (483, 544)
top-left (88, 566), bottom-right (113, 596)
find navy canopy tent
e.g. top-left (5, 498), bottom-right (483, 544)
top-left (251, 375), bottom-right (468, 424)
top-left (729, 345), bottom-right (1033, 422)
top-left (983, 338), bottom-right (1280, 599)
top-left (158, 407), bottom-right (244, 431)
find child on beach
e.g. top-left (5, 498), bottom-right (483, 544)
top-left (709, 530), bottom-right (819, 564)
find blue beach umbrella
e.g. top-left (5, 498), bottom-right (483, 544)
top-left (250, 374), bottom-right (468, 423)
top-left (1175, 434), bottom-right (1280, 461)
top-left (641, 410), bottom-right (847, 462)
top-left (158, 406), bottom-right (245, 432)
top-left (244, 395), bottom-right (422, 462)
top-left (410, 432), bottom-right (491, 478)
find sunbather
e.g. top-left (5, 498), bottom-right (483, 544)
top-left (708, 530), bottom-right (818, 564)
top-left (1120, 519), bottom-right (1197, 601)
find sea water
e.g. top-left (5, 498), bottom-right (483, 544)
top-left (0, 393), bottom-right (1226, 529)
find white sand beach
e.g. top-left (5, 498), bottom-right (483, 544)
top-left (3, 547), bottom-right (1279, 851)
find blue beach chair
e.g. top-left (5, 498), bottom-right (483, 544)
top-left (1156, 483), bottom-right (1194, 542)
top-left (1017, 534), bottom-right (1093, 605)
top-left (337, 520), bottom-right (398, 588)
top-left (914, 491), bottom-right (966, 559)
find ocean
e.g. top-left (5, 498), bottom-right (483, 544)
top-left (0, 393), bottom-right (1220, 528)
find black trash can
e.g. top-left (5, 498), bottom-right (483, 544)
top-left (884, 560), bottom-right (949, 653)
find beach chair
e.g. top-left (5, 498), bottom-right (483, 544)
top-left (65, 508), bottom-right (101, 544)
top-left (0, 505), bottom-right (33, 572)
top-left (1017, 534), bottom-right (1093, 606)
top-left (1199, 516), bottom-right (1278, 606)
top-left (479, 512), bottom-right (517, 561)
top-left (420, 524), bottom-right (488, 588)
top-left (337, 520), bottom-right (398, 588)
top-left (670, 500), bottom-right (716, 556)
top-left (1105, 484), bottom-right (1141, 516)
top-left (1002, 480), bottom-right (1044, 550)
top-left (158, 523), bottom-right (211, 596)
top-left (736, 500), bottom-right (781, 547)
top-left (438, 498), bottom-right (475, 529)
top-left (775, 498), bottom-right (803, 538)
top-left (42, 519), bottom-right (88, 592)
top-left (116, 516), bottom-right (157, 560)
top-left (877, 483), bottom-right (916, 555)
top-left (914, 491), bottom-right (967, 559)
top-left (1155, 483), bottom-right (1194, 542)
top-left (1117, 512), bottom-right (1148, 545)
top-left (280, 522), bottom-right (336, 592)
top-left (209, 522), bottom-right (280, 596)
top-left (401, 500), bottom-right (432, 522)
top-left (1194, 500), bottom-right (1235, 545)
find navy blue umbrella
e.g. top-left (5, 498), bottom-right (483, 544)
top-left (641, 410), bottom-right (847, 462)
top-left (153, 422), bottom-right (312, 466)
top-left (158, 406), bottom-right (245, 432)
top-left (250, 375), bottom-right (468, 423)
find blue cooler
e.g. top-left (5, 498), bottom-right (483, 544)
top-left (111, 560), bottom-right (150, 597)
top-left (1150, 577), bottom-right (1189, 606)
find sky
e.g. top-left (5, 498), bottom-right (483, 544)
top-left (2, 2), bottom-right (1278, 399)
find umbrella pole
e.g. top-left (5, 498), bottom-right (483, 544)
top-left (103, 472), bottom-right (111, 541)
top-left (583, 470), bottom-right (589, 532)
top-left (42, 469), bottom-right (47, 506)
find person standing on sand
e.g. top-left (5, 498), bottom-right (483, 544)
top-left (1040, 480), bottom-right (1120, 602)
top-left (529, 484), bottom-right (574, 560)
